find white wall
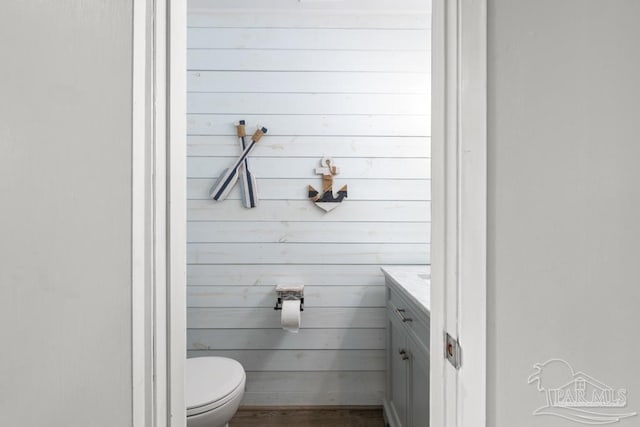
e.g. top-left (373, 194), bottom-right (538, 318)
top-left (0, 2), bottom-right (134, 426)
top-left (186, 0), bottom-right (430, 406)
top-left (487, 1), bottom-right (640, 425)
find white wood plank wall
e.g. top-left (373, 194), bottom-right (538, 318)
top-left (187, 0), bottom-right (431, 406)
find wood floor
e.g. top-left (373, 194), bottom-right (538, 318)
top-left (230, 407), bottom-right (385, 427)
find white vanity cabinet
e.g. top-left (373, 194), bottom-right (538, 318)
top-left (381, 267), bottom-right (430, 427)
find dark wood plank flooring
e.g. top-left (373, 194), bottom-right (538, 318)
top-left (230, 407), bottom-right (385, 427)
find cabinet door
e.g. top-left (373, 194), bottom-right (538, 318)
top-left (408, 336), bottom-right (430, 427)
top-left (388, 313), bottom-right (408, 426)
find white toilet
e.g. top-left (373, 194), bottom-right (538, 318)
top-left (186, 357), bottom-right (246, 427)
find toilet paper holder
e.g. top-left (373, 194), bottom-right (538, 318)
top-left (274, 284), bottom-right (304, 311)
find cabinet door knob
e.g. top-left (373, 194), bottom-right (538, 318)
top-left (396, 308), bottom-right (413, 322)
top-left (399, 349), bottom-right (410, 361)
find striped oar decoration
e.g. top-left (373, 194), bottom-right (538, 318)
top-left (236, 120), bottom-right (259, 208)
top-left (210, 126), bottom-right (268, 202)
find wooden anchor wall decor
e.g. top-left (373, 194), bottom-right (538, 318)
top-left (209, 120), bottom-right (267, 208)
top-left (308, 157), bottom-right (348, 212)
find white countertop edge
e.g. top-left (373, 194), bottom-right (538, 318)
top-left (380, 265), bottom-right (431, 315)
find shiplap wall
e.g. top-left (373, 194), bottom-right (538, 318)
top-left (187, 0), bottom-right (431, 406)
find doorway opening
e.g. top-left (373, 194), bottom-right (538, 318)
top-left (139, 1), bottom-right (486, 426)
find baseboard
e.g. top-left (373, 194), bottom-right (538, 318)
top-left (238, 405), bottom-right (383, 411)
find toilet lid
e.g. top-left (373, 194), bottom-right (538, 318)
top-left (186, 357), bottom-right (245, 412)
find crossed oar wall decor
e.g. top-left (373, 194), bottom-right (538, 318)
top-left (209, 121), bottom-right (348, 212)
top-left (209, 121), bottom-right (267, 208)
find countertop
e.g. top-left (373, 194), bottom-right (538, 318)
top-left (380, 266), bottom-right (431, 315)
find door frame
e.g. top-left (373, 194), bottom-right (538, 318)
top-left (133, 0), bottom-right (487, 426)
top-left (132, 1), bottom-right (187, 426)
top-left (431, 1), bottom-right (487, 427)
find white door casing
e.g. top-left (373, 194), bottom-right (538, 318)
top-left (431, 1), bottom-right (487, 427)
top-left (132, 1), bottom-right (187, 426)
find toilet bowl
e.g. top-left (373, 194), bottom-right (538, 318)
top-left (186, 357), bottom-right (246, 427)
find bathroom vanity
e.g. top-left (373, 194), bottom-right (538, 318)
top-left (381, 266), bottom-right (431, 427)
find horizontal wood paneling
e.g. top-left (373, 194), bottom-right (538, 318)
top-left (187, 221), bottom-right (430, 243)
top-left (188, 49), bottom-right (430, 72)
top-left (187, 285), bottom-right (386, 308)
top-left (189, 0), bottom-right (427, 12)
top-left (188, 243), bottom-right (429, 265)
top-left (187, 350), bottom-right (386, 371)
top-left (188, 157), bottom-right (430, 179)
top-left (188, 265), bottom-right (388, 287)
top-left (189, 12), bottom-right (429, 30)
top-left (188, 328), bottom-right (385, 350)
top-left (187, 1), bottom-right (429, 406)
top-left (188, 135), bottom-right (430, 158)
top-left (188, 179), bottom-right (430, 201)
top-left (188, 200), bottom-right (431, 222)
top-left (241, 371), bottom-right (384, 406)
top-left (188, 307), bottom-right (386, 329)
top-left (188, 28), bottom-right (429, 50)
top-left (188, 114), bottom-right (430, 137)
top-left (188, 71), bottom-right (429, 94)
top-left (188, 93), bottom-right (430, 115)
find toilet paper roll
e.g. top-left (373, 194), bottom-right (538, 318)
top-left (281, 300), bottom-right (301, 333)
